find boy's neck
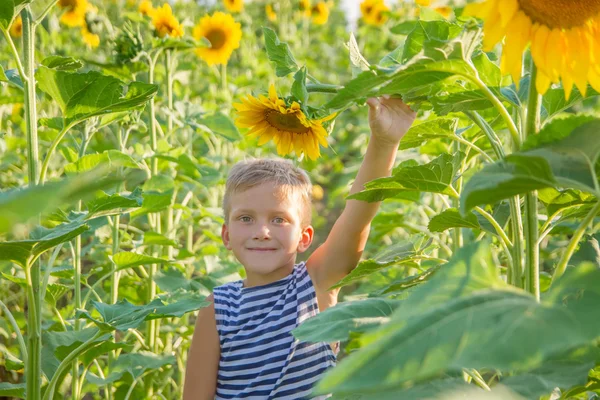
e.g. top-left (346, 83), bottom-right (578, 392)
top-left (242, 264), bottom-right (295, 288)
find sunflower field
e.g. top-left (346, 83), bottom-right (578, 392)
top-left (1, 0), bottom-right (600, 398)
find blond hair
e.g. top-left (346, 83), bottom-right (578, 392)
top-left (223, 158), bottom-right (313, 227)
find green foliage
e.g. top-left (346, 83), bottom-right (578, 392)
top-left (262, 27), bottom-right (298, 77)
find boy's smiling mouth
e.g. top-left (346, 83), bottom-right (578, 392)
top-left (247, 247), bottom-right (277, 251)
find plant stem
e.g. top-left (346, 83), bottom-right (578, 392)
top-left (20, 7), bottom-right (43, 400)
top-left (306, 83), bottom-right (343, 93)
top-left (1, 28), bottom-right (28, 84)
top-left (467, 65), bottom-right (521, 150)
top-left (474, 207), bottom-right (512, 247)
top-left (524, 61), bottom-right (541, 300)
top-left (25, 257), bottom-right (41, 400)
top-left (39, 122), bottom-right (75, 184)
top-left (553, 201), bottom-right (600, 282)
top-left (464, 110), bottom-right (523, 287)
top-left (0, 300), bottom-right (28, 365)
top-left (34, 0), bottom-right (59, 26)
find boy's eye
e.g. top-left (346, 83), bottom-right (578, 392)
top-left (239, 216), bottom-right (252, 222)
top-left (273, 217), bottom-right (285, 224)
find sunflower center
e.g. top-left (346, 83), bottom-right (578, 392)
top-left (206, 29), bottom-right (226, 49)
top-left (59, 0), bottom-right (77, 8)
top-left (517, 0), bottom-right (600, 29)
top-left (266, 110), bottom-right (310, 134)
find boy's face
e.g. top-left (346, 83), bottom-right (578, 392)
top-left (221, 182), bottom-right (313, 281)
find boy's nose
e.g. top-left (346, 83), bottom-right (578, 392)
top-left (253, 224), bottom-right (271, 240)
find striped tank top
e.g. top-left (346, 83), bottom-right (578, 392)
top-left (212, 261), bottom-right (337, 399)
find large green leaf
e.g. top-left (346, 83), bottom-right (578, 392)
top-left (36, 66), bottom-right (157, 127)
top-left (0, 220), bottom-right (89, 267)
top-left (370, 264), bottom-right (441, 297)
top-left (153, 267), bottom-right (205, 292)
top-left (327, 236), bottom-right (430, 290)
top-left (292, 299), bottom-right (401, 343)
top-left (0, 168), bottom-right (122, 234)
top-left (315, 249), bottom-right (600, 396)
top-left (461, 120), bottom-right (600, 212)
top-left (349, 152), bottom-right (464, 202)
top-left (262, 27), bottom-right (298, 77)
top-left (500, 348), bottom-right (597, 399)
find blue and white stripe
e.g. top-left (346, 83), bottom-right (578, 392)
top-left (213, 262), bottom-right (336, 399)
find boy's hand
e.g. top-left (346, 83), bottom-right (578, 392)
top-left (367, 95), bottom-right (416, 146)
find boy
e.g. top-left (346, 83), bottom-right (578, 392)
top-left (183, 96), bottom-right (416, 399)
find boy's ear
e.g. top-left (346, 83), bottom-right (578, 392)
top-left (297, 225), bottom-right (314, 253)
top-left (221, 224), bottom-right (232, 250)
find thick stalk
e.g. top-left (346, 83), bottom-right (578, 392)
top-left (25, 257), bottom-right (41, 400)
top-left (21, 8), bottom-right (42, 400)
top-left (524, 62), bottom-right (541, 300)
top-left (452, 141), bottom-right (463, 251)
top-left (553, 201), bottom-right (600, 282)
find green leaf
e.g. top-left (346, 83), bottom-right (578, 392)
top-left (0, 220), bottom-right (88, 267)
top-left (111, 252), bottom-right (171, 268)
top-left (401, 20), bottom-right (462, 63)
top-left (461, 120), bottom-right (600, 212)
top-left (428, 208), bottom-right (480, 232)
top-left (0, 383), bottom-right (25, 399)
top-left (88, 351), bottom-right (175, 385)
top-left (262, 27), bottom-right (298, 77)
top-left (41, 56), bottom-right (83, 71)
top-left (0, 167), bottom-right (127, 234)
top-left (349, 152), bottom-right (464, 202)
top-left (429, 90), bottom-right (492, 116)
top-left (371, 264), bottom-right (442, 296)
top-left (291, 66), bottom-right (308, 105)
top-left (292, 299), bottom-right (401, 343)
top-left (315, 247), bottom-right (600, 396)
top-left (143, 231), bottom-right (178, 247)
top-left (328, 237), bottom-right (429, 290)
top-left (0, 0), bottom-right (15, 30)
top-left (154, 267), bottom-right (206, 292)
top-left (85, 188), bottom-right (142, 218)
top-left (542, 87), bottom-right (599, 121)
top-left (399, 118), bottom-right (458, 150)
top-left (78, 296), bottom-right (209, 332)
top-left (500, 348), bottom-right (597, 399)
top-left (0, 65), bottom-right (24, 89)
top-left (324, 69), bottom-right (390, 111)
top-left (522, 114), bottom-right (597, 151)
top-left (199, 112), bottom-right (241, 142)
top-left (36, 66), bottom-right (158, 127)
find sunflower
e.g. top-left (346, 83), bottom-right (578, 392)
top-left (81, 26), bottom-right (100, 47)
top-left (266, 4), bottom-right (277, 22)
top-left (193, 12), bottom-right (242, 66)
top-left (465, 0), bottom-right (600, 99)
top-left (9, 15), bottom-right (22, 38)
top-left (139, 0), bottom-right (155, 17)
top-left (415, 0), bottom-right (431, 5)
top-left (299, 0), bottom-right (311, 18)
top-left (360, 0), bottom-right (388, 26)
top-left (311, 2), bottom-right (329, 25)
top-left (234, 84), bottom-right (334, 160)
top-left (59, 0), bottom-right (89, 27)
top-left (151, 3), bottom-right (184, 38)
top-left (224, 0), bottom-right (243, 13)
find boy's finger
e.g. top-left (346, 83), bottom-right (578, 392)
top-left (366, 97), bottom-right (380, 110)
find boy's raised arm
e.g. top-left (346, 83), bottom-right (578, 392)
top-left (307, 96), bottom-right (416, 292)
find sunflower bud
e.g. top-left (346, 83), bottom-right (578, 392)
top-left (113, 23), bottom-right (144, 64)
